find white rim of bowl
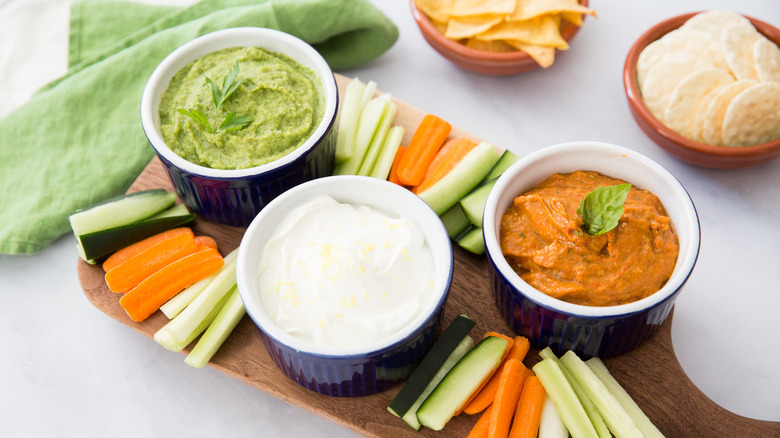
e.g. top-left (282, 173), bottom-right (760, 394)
top-left (236, 175), bottom-right (454, 357)
top-left (140, 27), bottom-right (338, 178)
top-left (483, 141), bottom-right (700, 318)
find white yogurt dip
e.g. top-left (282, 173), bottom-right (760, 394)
top-left (256, 195), bottom-right (436, 349)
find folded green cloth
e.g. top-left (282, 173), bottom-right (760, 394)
top-left (0, 0), bottom-right (398, 254)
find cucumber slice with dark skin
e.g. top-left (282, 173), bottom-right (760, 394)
top-left (78, 208), bottom-right (194, 264)
top-left (400, 335), bottom-right (475, 430)
top-left (416, 335), bottom-right (509, 431)
top-left (483, 149), bottom-right (520, 183)
top-left (69, 189), bottom-right (177, 238)
top-left (70, 189), bottom-right (181, 263)
top-left (455, 226), bottom-right (485, 255)
top-left (439, 204), bottom-right (472, 239)
top-left (459, 178), bottom-right (497, 228)
top-left (388, 315), bottom-right (477, 419)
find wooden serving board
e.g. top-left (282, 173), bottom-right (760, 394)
top-left (78, 74), bottom-right (778, 437)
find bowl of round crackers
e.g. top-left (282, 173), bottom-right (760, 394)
top-left (411, 0), bottom-right (595, 75)
top-left (624, 10), bottom-right (780, 169)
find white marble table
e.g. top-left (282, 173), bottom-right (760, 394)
top-left (2, 0), bottom-right (778, 436)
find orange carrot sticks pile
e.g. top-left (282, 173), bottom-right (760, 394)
top-left (120, 247), bottom-right (224, 322)
top-left (102, 227), bottom-right (193, 272)
top-left (395, 114), bottom-right (451, 186)
top-left (101, 227), bottom-right (225, 322)
top-left (105, 231), bottom-right (198, 293)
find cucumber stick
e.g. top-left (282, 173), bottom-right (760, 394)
top-left (484, 149), bottom-right (520, 182)
top-left (388, 315), bottom-right (476, 420)
top-left (69, 190), bottom-right (190, 263)
top-left (416, 335), bottom-right (509, 431)
top-left (400, 335), bottom-right (475, 430)
top-left (335, 78), bottom-right (367, 163)
top-left (440, 204), bottom-right (471, 239)
top-left (459, 178), bottom-right (496, 228)
top-left (69, 189), bottom-right (176, 237)
top-left (455, 226), bottom-right (485, 255)
top-left (418, 142), bottom-right (501, 215)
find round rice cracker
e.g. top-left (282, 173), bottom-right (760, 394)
top-left (722, 81), bottom-right (780, 147)
top-left (664, 67), bottom-right (735, 140)
top-left (636, 29), bottom-right (729, 89)
top-left (700, 79), bottom-right (759, 146)
top-left (754, 37), bottom-right (780, 83)
top-left (722, 22), bottom-right (762, 81)
top-left (641, 57), bottom-right (712, 123)
top-left (680, 10), bottom-right (754, 40)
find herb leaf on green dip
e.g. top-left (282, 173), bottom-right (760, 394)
top-left (178, 61), bottom-right (252, 134)
top-left (577, 183), bottom-right (632, 235)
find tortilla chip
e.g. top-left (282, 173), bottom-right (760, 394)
top-left (465, 38), bottom-right (517, 52)
top-left (506, 40), bottom-right (556, 67)
top-left (445, 14), bottom-right (504, 39)
top-left (561, 10), bottom-right (584, 27)
top-left (508, 0), bottom-right (595, 22)
top-left (450, 0), bottom-right (516, 17)
top-left (431, 18), bottom-right (449, 35)
top-left (476, 15), bottom-right (568, 50)
top-left (415, 0), bottom-right (456, 23)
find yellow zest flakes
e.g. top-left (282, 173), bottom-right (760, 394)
top-left (401, 248), bottom-right (412, 261)
top-left (381, 292), bottom-right (389, 300)
top-left (317, 319), bottom-right (325, 329)
top-left (339, 295), bottom-right (356, 308)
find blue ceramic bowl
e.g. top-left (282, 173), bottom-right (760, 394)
top-left (140, 28), bottom-right (338, 226)
top-left (483, 142), bottom-right (700, 358)
top-left (236, 176), bottom-right (454, 396)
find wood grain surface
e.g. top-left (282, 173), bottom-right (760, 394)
top-left (78, 74), bottom-right (778, 437)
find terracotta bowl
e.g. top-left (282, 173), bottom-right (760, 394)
top-left (624, 12), bottom-right (780, 169)
top-left (410, 0), bottom-right (589, 75)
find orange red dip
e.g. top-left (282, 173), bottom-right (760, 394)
top-left (499, 171), bottom-right (679, 306)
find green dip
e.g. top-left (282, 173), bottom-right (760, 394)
top-left (159, 46), bottom-right (325, 170)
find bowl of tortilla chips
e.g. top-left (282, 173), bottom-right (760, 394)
top-left (624, 10), bottom-right (780, 168)
top-left (410, 0), bottom-right (594, 75)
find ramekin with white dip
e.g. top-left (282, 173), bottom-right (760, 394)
top-left (236, 175), bottom-right (454, 397)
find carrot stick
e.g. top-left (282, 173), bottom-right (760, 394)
top-left (464, 336), bottom-right (531, 414)
top-left (105, 232), bottom-right (198, 293)
top-left (488, 359), bottom-right (529, 438)
top-left (102, 227), bottom-right (193, 272)
top-left (468, 405), bottom-right (494, 438)
top-left (457, 334), bottom-right (515, 415)
top-left (387, 144), bottom-right (407, 186)
top-left (396, 114), bottom-right (451, 186)
top-left (413, 137), bottom-right (478, 194)
top-left (194, 235), bottom-right (218, 251)
top-left (508, 375), bottom-right (546, 438)
top-left (119, 248), bottom-right (224, 322)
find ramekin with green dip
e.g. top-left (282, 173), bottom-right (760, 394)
top-left (141, 28), bottom-right (338, 226)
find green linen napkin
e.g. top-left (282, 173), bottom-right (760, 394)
top-left (0, 0), bottom-right (398, 255)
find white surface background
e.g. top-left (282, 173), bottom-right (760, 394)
top-left (2, 0), bottom-right (779, 436)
